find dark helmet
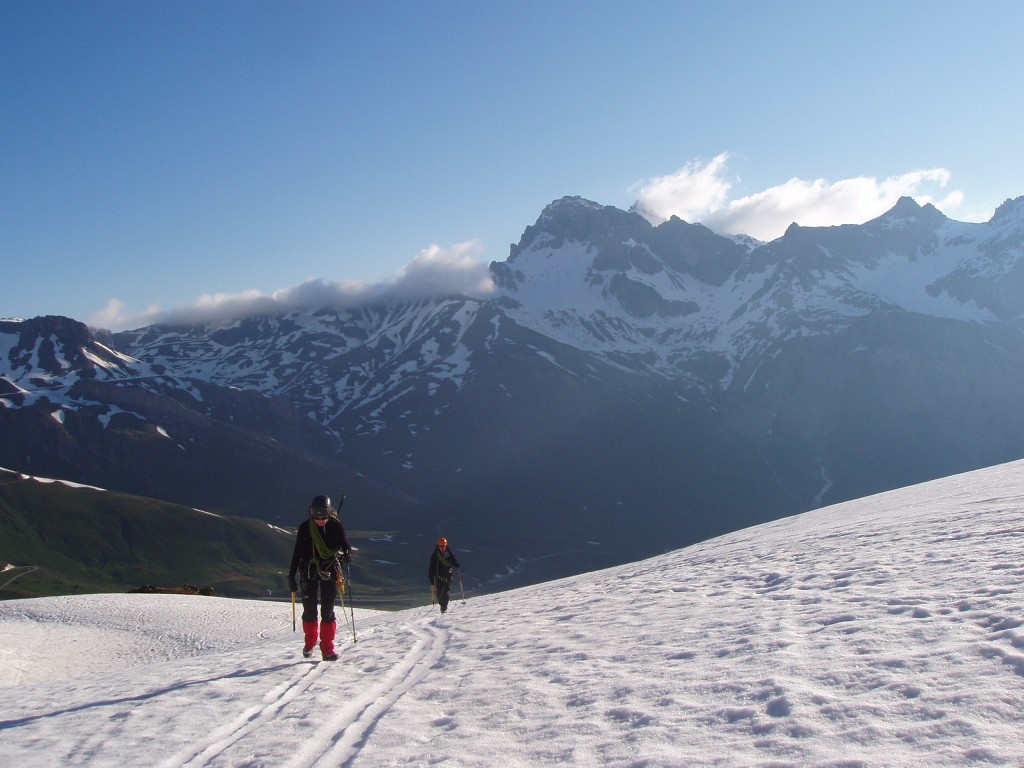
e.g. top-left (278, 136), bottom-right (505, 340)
top-left (309, 495), bottom-right (331, 519)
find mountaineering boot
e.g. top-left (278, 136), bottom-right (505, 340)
top-left (320, 619), bottom-right (338, 661)
top-left (302, 621), bottom-right (318, 658)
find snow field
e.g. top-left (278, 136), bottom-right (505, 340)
top-left (2, 461), bottom-right (1024, 766)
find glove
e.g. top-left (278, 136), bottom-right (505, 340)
top-left (288, 575), bottom-right (297, 593)
top-left (341, 550), bottom-right (352, 563)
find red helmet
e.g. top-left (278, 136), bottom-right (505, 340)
top-left (437, 537), bottom-right (448, 548)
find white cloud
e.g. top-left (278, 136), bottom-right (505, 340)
top-left (387, 240), bottom-right (495, 300)
top-left (91, 241), bottom-right (495, 331)
top-left (89, 298), bottom-right (163, 331)
top-left (90, 298), bottom-right (128, 329)
top-left (631, 155), bottom-right (977, 241)
top-left (629, 153), bottom-right (733, 224)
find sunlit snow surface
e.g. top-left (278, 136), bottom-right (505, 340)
top-left (3, 461), bottom-right (1024, 766)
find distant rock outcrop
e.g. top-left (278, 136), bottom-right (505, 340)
top-left (129, 584), bottom-right (216, 596)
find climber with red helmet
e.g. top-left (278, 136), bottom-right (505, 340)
top-left (429, 536), bottom-right (461, 614)
top-left (288, 494), bottom-right (352, 661)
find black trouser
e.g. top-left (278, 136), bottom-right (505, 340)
top-left (301, 572), bottom-right (337, 624)
top-left (436, 578), bottom-right (452, 611)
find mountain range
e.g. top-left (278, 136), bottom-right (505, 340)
top-left (3, 193), bottom-right (1024, 596)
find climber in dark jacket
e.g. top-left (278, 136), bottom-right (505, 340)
top-left (429, 536), bottom-right (460, 614)
top-left (288, 495), bottom-right (352, 660)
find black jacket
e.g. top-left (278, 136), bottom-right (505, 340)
top-left (429, 546), bottom-right (460, 585)
top-left (289, 517), bottom-right (351, 583)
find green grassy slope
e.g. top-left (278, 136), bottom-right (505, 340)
top-left (0, 470), bottom-right (428, 607)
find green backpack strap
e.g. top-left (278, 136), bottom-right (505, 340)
top-left (307, 519), bottom-right (340, 577)
top-left (435, 552), bottom-right (452, 580)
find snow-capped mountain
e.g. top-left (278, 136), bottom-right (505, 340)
top-left (4, 194), bottom-right (1024, 589)
top-left (494, 195), bottom-right (1024, 381)
top-left (112, 298), bottom-right (494, 442)
top-left (0, 316), bottom-right (414, 529)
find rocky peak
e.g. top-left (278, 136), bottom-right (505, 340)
top-left (991, 195), bottom-right (1024, 225)
top-left (866, 196), bottom-right (948, 231)
top-left (1, 315), bottom-right (140, 382)
top-left (510, 196), bottom-right (650, 259)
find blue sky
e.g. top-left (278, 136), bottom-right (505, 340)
top-left (3, 1), bottom-right (1023, 330)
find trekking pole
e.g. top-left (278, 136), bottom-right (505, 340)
top-left (431, 583), bottom-right (436, 607)
top-left (338, 582), bottom-right (354, 643)
top-left (335, 564), bottom-right (353, 641)
top-left (291, 591), bottom-right (297, 632)
top-left (458, 570), bottom-right (466, 602)
top-left (343, 561), bottom-right (357, 643)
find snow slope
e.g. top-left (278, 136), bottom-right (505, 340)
top-left (3, 460), bottom-right (1024, 766)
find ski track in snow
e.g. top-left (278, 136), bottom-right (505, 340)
top-left (284, 620), bottom-right (446, 768)
top-left (137, 615), bottom-right (448, 768)
top-left (157, 662), bottom-right (329, 768)
top-left (159, 618), bottom-right (440, 768)
top-left (51, 610), bottom-right (452, 768)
